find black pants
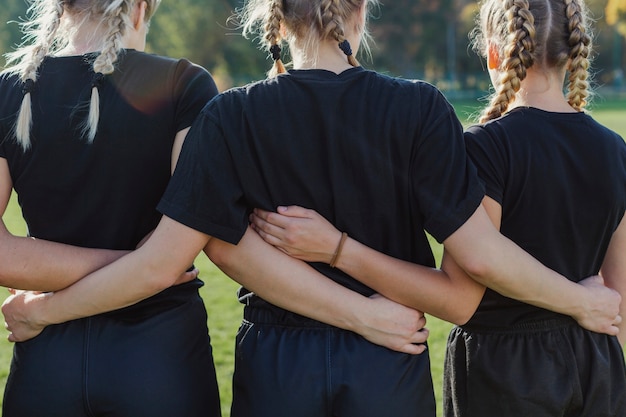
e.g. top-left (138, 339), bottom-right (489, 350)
top-left (231, 305), bottom-right (436, 417)
top-left (3, 284), bottom-right (221, 417)
top-left (444, 317), bottom-right (626, 417)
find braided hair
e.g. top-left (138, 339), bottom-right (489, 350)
top-left (5, 0), bottom-right (64, 150)
top-left (319, 0), bottom-right (362, 67)
top-left (563, 0), bottom-right (592, 110)
top-left (241, 0), bottom-right (376, 78)
top-left (4, 0), bottom-right (160, 150)
top-left (472, 0), bottom-right (593, 123)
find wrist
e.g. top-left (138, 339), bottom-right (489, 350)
top-left (32, 292), bottom-right (56, 327)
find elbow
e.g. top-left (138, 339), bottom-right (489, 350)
top-left (457, 255), bottom-right (503, 288)
top-left (438, 300), bottom-right (478, 326)
top-left (450, 307), bottom-right (476, 326)
top-left (141, 261), bottom-right (181, 294)
top-left (459, 257), bottom-right (490, 282)
top-left (205, 238), bottom-right (236, 271)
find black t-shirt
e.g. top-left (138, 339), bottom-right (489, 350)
top-left (159, 67), bottom-right (484, 298)
top-left (0, 49), bottom-right (218, 250)
top-left (465, 107), bottom-right (626, 326)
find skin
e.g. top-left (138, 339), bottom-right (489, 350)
top-left (0, 1), bottom-right (154, 293)
top-left (1, 2), bottom-right (429, 354)
top-left (247, 45), bottom-right (625, 343)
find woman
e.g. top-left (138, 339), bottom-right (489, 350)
top-left (445, 0), bottom-right (626, 415)
top-left (3, 1), bottom-right (621, 417)
top-left (0, 0), bottom-right (222, 415)
top-left (249, 0), bottom-right (626, 415)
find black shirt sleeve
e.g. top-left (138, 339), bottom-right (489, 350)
top-left (464, 124), bottom-right (508, 205)
top-left (158, 100), bottom-right (249, 244)
top-left (172, 59), bottom-right (219, 132)
top-left (410, 88), bottom-right (485, 243)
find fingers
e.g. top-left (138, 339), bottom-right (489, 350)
top-left (277, 205), bottom-right (313, 218)
top-left (253, 208), bottom-right (291, 229)
top-left (250, 215), bottom-right (286, 248)
top-left (396, 328), bottom-right (430, 355)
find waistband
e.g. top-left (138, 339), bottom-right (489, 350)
top-left (457, 316), bottom-right (579, 335)
top-left (242, 302), bottom-right (334, 329)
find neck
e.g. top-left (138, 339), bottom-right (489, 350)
top-left (291, 29), bottom-right (361, 74)
top-left (56, 17), bottom-right (145, 56)
top-left (509, 67), bottom-right (576, 113)
top-left (292, 42), bottom-right (353, 73)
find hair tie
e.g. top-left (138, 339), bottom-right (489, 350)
top-left (270, 44), bottom-right (282, 61)
top-left (92, 72), bottom-right (105, 89)
top-left (338, 40), bottom-right (353, 57)
top-left (22, 79), bottom-right (34, 95)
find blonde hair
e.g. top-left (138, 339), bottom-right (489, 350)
top-left (472, 0), bottom-right (592, 122)
top-left (239, 0), bottom-right (376, 77)
top-left (4, 0), bottom-right (161, 151)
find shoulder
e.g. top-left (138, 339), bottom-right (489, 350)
top-left (120, 50), bottom-right (213, 82)
top-left (373, 71), bottom-right (450, 101)
top-left (118, 50), bottom-right (217, 98)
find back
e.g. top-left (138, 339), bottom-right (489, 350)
top-left (465, 107), bottom-right (626, 325)
top-left (0, 50), bottom-right (217, 250)
top-left (160, 67), bottom-right (484, 296)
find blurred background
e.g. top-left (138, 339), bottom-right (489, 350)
top-left (1, 0), bottom-right (625, 98)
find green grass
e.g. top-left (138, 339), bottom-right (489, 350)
top-left (1, 98), bottom-right (625, 417)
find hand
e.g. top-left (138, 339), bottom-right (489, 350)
top-left (2, 289), bottom-right (49, 342)
top-left (575, 276), bottom-right (622, 335)
top-left (357, 294), bottom-right (429, 355)
top-left (250, 206), bottom-right (342, 264)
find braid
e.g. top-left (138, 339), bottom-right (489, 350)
top-left (564, 0), bottom-right (591, 111)
top-left (12, 0), bottom-right (64, 150)
top-left (264, 0), bottom-right (286, 77)
top-left (320, 0), bottom-right (359, 67)
top-left (480, 0), bottom-right (536, 123)
top-left (85, 0), bottom-right (131, 142)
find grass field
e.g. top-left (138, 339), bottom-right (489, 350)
top-left (1, 97), bottom-right (625, 416)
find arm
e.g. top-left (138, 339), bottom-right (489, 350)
top-left (0, 158), bottom-right (127, 291)
top-left (250, 206), bottom-right (484, 324)
top-left (600, 215), bottom-right (626, 346)
top-left (4, 219), bottom-right (428, 354)
top-left (2, 215), bottom-right (210, 341)
top-left (444, 199), bottom-right (621, 335)
top-left (0, 127), bottom-right (192, 292)
top-left (251, 203), bottom-right (621, 334)
top-left (205, 227), bottom-right (428, 354)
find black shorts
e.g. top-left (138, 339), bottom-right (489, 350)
top-left (443, 317), bottom-right (626, 417)
top-left (230, 305), bottom-right (436, 417)
top-left (3, 283), bottom-right (221, 417)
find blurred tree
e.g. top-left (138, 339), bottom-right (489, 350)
top-left (0, 0), bottom-right (623, 91)
top-left (607, 0), bottom-right (626, 36)
top-left (0, 0), bottom-right (28, 59)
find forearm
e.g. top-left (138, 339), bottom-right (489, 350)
top-left (445, 206), bottom-right (589, 317)
top-left (29, 216), bottom-right (207, 326)
top-left (207, 228), bottom-right (428, 354)
top-left (601, 217), bottom-right (626, 346)
top-left (0, 225), bottom-right (127, 291)
top-left (206, 228), bottom-right (370, 332)
top-left (333, 237), bottom-right (484, 324)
